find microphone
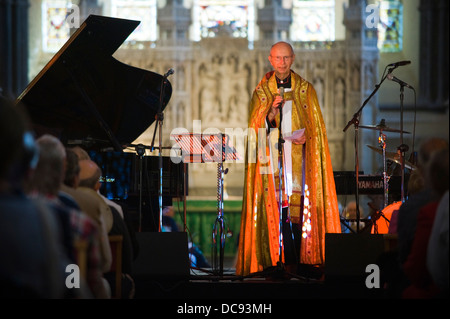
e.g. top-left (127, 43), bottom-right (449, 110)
top-left (164, 68), bottom-right (175, 77)
top-left (387, 60), bottom-right (411, 67)
top-left (387, 73), bottom-right (414, 89)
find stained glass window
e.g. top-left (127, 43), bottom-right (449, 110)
top-left (195, 0), bottom-right (254, 40)
top-left (110, 0), bottom-right (157, 42)
top-left (377, 0), bottom-right (403, 52)
top-left (291, 0), bottom-right (335, 42)
top-left (42, 0), bottom-right (72, 52)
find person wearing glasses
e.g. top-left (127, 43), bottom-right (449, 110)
top-left (236, 41), bottom-right (340, 277)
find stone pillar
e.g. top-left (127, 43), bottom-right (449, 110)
top-left (342, 0), bottom-right (379, 174)
top-left (257, 0), bottom-right (292, 43)
top-left (158, 0), bottom-right (191, 45)
top-left (418, 0), bottom-right (449, 109)
top-left (0, 0), bottom-right (29, 98)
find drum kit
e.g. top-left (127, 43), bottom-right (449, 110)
top-left (361, 118), bottom-right (417, 234)
top-left (343, 61), bottom-right (416, 234)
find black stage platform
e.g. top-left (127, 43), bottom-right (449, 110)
top-left (133, 273), bottom-right (386, 300)
top-left (131, 233), bottom-right (400, 301)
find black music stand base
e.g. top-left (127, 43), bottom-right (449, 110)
top-left (212, 162), bottom-right (227, 277)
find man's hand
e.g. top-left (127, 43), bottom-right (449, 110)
top-left (267, 96), bottom-right (284, 122)
top-left (292, 134), bottom-right (306, 145)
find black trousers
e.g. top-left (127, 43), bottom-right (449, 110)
top-left (282, 208), bottom-right (302, 265)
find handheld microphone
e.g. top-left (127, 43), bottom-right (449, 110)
top-left (387, 73), bottom-right (414, 89)
top-left (387, 60), bottom-right (411, 67)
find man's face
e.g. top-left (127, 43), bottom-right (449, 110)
top-left (268, 43), bottom-right (295, 79)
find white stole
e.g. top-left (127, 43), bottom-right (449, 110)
top-left (267, 88), bottom-right (293, 198)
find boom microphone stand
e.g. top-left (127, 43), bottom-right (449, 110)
top-left (150, 68), bottom-right (174, 232)
top-left (396, 82), bottom-right (409, 203)
top-left (343, 65), bottom-right (394, 233)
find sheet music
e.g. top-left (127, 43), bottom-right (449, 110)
top-left (171, 133), bottom-right (241, 163)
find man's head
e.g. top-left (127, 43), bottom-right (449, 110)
top-left (71, 146), bottom-right (90, 161)
top-left (78, 159), bottom-right (102, 191)
top-left (343, 201), bottom-right (364, 219)
top-left (0, 97), bottom-right (37, 186)
top-left (409, 137), bottom-right (449, 194)
top-left (425, 148), bottom-right (449, 198)
top-left (268, 41), bottom-right (295, 80)
top-left (418, 137), bottom-right (448, 169)
top-left (63, 147), bottom-right (81, 188)
top-left (26, 134), bottom-right (66, 196)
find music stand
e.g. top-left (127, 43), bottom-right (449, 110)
top-left (171, 132), bottom-right (240, 276)
top-left (150, 69), bottom-right (174, 232)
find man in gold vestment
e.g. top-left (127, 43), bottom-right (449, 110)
top-left (236, 42), bottom-right (341, 276)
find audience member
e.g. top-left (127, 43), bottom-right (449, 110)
top-left (0, 97), bottom-right (69, 298)
top-left (376, 138), bottom-right (448, 297)
top-left (402, 148), bottom-right (449, 298)
top-left (59, 147), bottom-right (112, 298)
top-left (24, 134), bottom-right (76, 264)
top-left (62, 159), bottom-right (113, 275)
top-left (71, 145), bottom-right (90, 160)
top-left (59, 147), bottom-right (81, 209)
top-left (27, 134), bottom-right (119, 298)
top-left (341, 201), bottom-right (366, 233)
top-left (97, 190), bottom-right (140, 265)
top-left (397, 138), bottom-right (449, 264)
top-left (427, 190), bottom-right (449, 296)
top-left (78, 159), bottom-right (136, 298)
top-left (69, 146), bottom-right (140, 260)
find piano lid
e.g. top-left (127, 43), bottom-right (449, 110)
top-left (16, 15), bottom-right (172, 151)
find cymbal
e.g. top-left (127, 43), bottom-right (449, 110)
top-left (359, 124), bottom-right (410, 134)
top-left (367, 145), bottom-right (398, 157)
top-left (366, 145), bottom-right (417, 170)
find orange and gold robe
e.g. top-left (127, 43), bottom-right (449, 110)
top-left (236, 70), bottom-right (341, 276)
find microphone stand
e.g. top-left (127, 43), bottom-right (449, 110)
top-left (277, 99), bottom-right (285, 272)
top-left (150, 69), bottom-right (174, 232)
top-left (397, 84), bottom-right (408, 203)
top-left (135, 144), bottom-right (146, 232)
top-left (343, 67), bottom-right (393, 233)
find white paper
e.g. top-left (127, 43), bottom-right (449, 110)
top-left (283, 128), bottom-right (305, 141)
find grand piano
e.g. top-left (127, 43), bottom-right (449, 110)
top-left (16, 15), bottom-right (184, 231)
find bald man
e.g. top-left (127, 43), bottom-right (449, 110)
top-left (236, 41), bottom-right (340, 276)
top-left (64, 159), bottom-right (113, 274)
top-left (78, 159), bottom-right (136, 297)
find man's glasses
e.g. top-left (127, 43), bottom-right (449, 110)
top-left (271, 55), bottom-right (293, 62)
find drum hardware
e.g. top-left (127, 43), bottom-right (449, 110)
top-left (368, 201), bottom-right (402, 234)
top-left (359, 119), bottom-right (411, 134)
top-left (343, 61), bottom-right (415, 232)
top-left (367, 145), bottom-right (417, 171)
top-left (378, 132), bottom-right (390, 209)
top-left (342, 61), bottom-right (410, 232)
